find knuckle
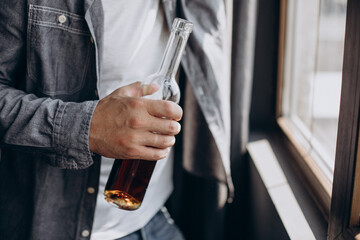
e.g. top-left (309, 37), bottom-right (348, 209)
top-left (118, 136), bottom-right (127, 147)
top-left (128, 117), bottom-right (143, 129)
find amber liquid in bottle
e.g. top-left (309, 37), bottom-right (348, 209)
top-left (104, 159), bottom-right (156, 210)
top-left (104, 18), bottom-right (193, 210)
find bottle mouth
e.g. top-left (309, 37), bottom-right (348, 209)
top-left (172, 18), bottom-right (194, 33)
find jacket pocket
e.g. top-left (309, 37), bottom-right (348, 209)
top-left (27, 4), bottom-right (93, 96)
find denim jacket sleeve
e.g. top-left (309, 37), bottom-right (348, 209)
top-left (0, 1), bottom-right (99, 169)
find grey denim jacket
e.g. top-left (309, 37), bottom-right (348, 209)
top-left (0, 0), bottom-right (233, 239)
top-left (0, 0), bottom-right (102, 239)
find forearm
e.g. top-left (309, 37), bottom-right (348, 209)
top-left (0, 0), bottom-right (100, 169)
top-left (0, 83), bottom-right (99, 169)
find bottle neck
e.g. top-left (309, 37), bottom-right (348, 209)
top-left (158, 29), bottom-right (191, 79)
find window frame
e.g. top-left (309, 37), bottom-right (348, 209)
top-left (277, 0), bottom-right (360, 237)
top-left (327, 0), bottom-right (360, 237)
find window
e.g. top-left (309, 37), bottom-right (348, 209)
top-left (280, 0), bottom-right (347, 183)
top-left (277, 0), bottom-right (348, 216)
top-left (279, 0), bottom-right (360, 237)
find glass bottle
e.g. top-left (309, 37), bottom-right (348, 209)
top-left (104, 18), bottom-right (193, 210)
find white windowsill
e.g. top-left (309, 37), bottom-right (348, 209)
top-left (247, 139), bottom-right (316, 240)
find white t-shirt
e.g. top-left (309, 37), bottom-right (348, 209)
top-left (91, 1), bottom-right (173, 239)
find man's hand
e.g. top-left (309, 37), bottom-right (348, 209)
top-left (89, 82), bottom-right (183, 160)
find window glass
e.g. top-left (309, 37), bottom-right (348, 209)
top-left (282, 0), bottom-right (347, 181)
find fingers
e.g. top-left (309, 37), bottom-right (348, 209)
top-left (138, 132), bottom-right (176, 149)
top-left (123, 98), bottom-right (182, 135)
top-left (147, 118), bottom-right (181, 135)
top-left (110, 84), bottom-right (183, 121)
top-left (146, 99), bottom-right (183, 121)
top-left (124, 146), bottom-right (171, 161)
top-left (125, 107), bottom-right (181, 135)
top-left (139, 146), bottom-right (171, 161)
top-left (117, 132), bottom-right (174, 160)
top-left (125, 119), bottom-right (178, 147)
top-left (89, 87), bottom-right (183, 161)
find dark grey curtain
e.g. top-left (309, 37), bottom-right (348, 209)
top-left (227, 0), bottom-right (258, 239)
top-left (231, 0), bottom-right (258, 155)
top-left (169, 74), bottom-right (229, 240)
top-left (167, 1), bottom-right (258, 239)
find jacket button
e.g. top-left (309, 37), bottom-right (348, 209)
top-left (58, 15), bottom-right (67, 24)
top-left (81, 230), bottom-right (90, 237)
top-left (87, 187), bottom-right (95, 194)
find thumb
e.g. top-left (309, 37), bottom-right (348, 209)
top-left (140, 83), bottom-right (161, 96)
top-left (113, 81), bottom-right (142, 97)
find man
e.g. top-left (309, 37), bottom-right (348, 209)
top-left (90, 1), bottom-right (186, 239)
top-left (0, 0), bottom-right (232, 239)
